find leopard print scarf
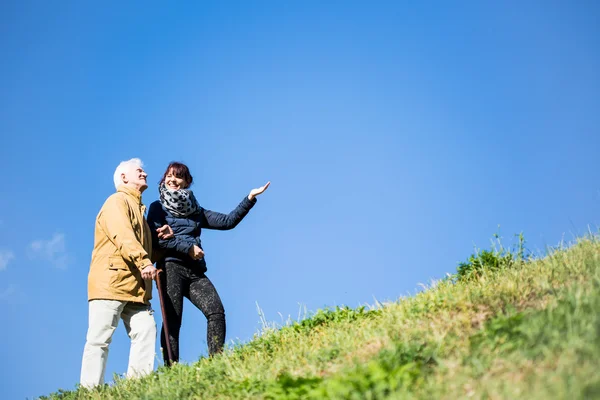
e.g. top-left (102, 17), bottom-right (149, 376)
top-left (159, 183), bottom-right (200, 217)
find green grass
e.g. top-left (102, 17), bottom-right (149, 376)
top-left (43, 234), bottom-right (600, 399)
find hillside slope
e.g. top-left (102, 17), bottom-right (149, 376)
top-left (44, 236), bottom-right (600, 399)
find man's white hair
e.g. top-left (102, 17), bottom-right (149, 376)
top-left (113, 158), bottom-right (144, 190)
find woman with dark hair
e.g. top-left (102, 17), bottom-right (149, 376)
top-left (147, 162), bottom-right (269, 364)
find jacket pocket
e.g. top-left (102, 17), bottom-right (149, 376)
top-left (108, 256), bottom-right (136, 293)
top-left (108, 256), bottom-right (129, 271)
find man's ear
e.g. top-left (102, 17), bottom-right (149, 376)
top-left (121, 173), bottom-right (128, 184)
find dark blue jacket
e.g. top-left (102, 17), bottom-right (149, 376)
top-left (147, 196), bottom-right (256, 272)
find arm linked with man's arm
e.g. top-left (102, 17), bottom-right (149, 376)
top-left (99, 195), bottom-right (152, 270)
top-left (147, 202), bottom-right (195, 254)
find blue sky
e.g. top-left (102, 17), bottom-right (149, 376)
top-left (1, 1), bottom-right (599, 398)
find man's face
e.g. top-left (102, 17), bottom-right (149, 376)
top-left (122, 165), bottom-right (148, 192)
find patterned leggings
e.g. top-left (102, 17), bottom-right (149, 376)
top-left (158, 260), bottom-right (225, 365)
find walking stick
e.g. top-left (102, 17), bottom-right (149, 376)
top-left (155, 270), bottom-right (174, 365)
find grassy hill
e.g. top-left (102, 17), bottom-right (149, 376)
top-left (44, 235), bottom-right (600, 399)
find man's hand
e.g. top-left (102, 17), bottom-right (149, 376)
top-left (248, 181), bottom-right (271, 201)
top-left (188, 245), bottom-right (205, 260)
top-left (157, 224), bottom-right (174, 239)
top-left (141, 265), bottom-right (157, 280)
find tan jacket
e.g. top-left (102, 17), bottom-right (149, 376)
top-left (88, 185), bottom-right (153, 304)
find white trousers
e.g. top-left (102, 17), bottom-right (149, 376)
top-left (80, 299), bottom-right (157, 389)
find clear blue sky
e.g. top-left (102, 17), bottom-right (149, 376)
top-left (1, 1), bottom-right (598, 398)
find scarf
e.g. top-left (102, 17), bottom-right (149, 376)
top-left (159, 183), bottom-right (200, 217)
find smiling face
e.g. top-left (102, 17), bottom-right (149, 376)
top-left (160, 162), bottom-right (193, 191)
top-left (165, 169), bottom-right (188, 190)
top-left (122, 165), bottom-right (148, 192)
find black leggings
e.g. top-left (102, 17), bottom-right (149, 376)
top-left (159, 260), bottom-right (225, 365)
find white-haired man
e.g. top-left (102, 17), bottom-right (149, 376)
top-left (80, 158), bottom-right (172, 388)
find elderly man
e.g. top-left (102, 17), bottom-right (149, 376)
top-left (80, 158), bottom-right (172, 389)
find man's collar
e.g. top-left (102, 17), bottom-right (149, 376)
top-left (117, 184), bottom-right (143, 203)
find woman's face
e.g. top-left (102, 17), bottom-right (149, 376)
top-left (165, 169), bottom-right (187, 190)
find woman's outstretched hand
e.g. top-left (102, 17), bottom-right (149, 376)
top-left (248, 181), bottom-right (271, 201)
